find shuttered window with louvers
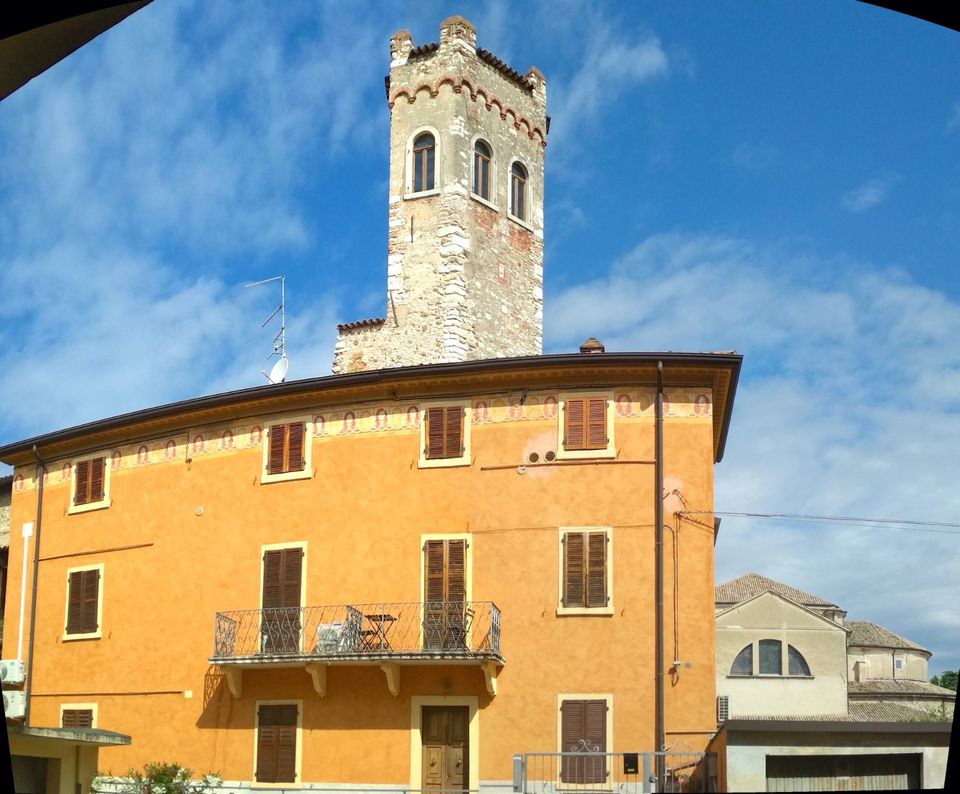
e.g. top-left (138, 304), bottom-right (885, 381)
top-left (73, 457), bottom-right (106, 505)
top-left (425, 407), bottom-right (464, 459)
top-left (560, 698), bottom-right (608, 784)
top-left (562, 531), bottom-right (608, 609)
top-left (267, 423), bottom-right (306, 475)
top-left (65, 568), bottom-right (100, 635)
top-left (563, 398), bottom-right (607, 451)
top-left (62, 709), bottom-right (94, 728)
top-left (423, 538), bottom-right (468, 649)
top-left (261, 548), bottom-right (303, 654)
top-left (256, 703), bottom-right (298, 783)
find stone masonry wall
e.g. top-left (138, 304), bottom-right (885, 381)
top-left (333, 17), bottom-right (546, 374)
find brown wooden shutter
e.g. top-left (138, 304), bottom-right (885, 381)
top-left (62, 709), bottom-right (93, 728)
top-left (74, 460), bottom-right (90, 505)
top-left (564, 399), bottom-right (585, 450)
top-left (262, 550), bottom-right (283, 610)
top-left (262, 548), bottom-right (302, 610)
top-left (586, 398), bottom-right (607, 449)
top-left (286, 422), bottom-right (305, 471)
top-left (66, 571), bottom-right (84, 633)
top-left (426, 408), bottom-right (446, 458)
top-left (446, 539), bottom-right (466, 603)
top-left (424, 540), bottom-right (446, 604)
top-left (586, 532), bottom-right (608, 607)
top-left (561, 699), bottom-right (607, 784)
top-left (563, 532), bottom-right (585, 607)
top-left (80, 569), bottom-right (100, 633)
top-left (444, 407), bottom-right (464, 458)
top-left (257, 704), bottom-right (298, 783)
top-left (268, 424), bottom-right (286, 474)
top-left (66, 570), bottom-right (98, 634)
top-left (89, 457), bottom-right (105, 501)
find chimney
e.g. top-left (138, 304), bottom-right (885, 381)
top-left (579, 337), bottom-right (605, 354)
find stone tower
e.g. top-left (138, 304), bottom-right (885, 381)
top-left (333, 16), bottom-right (547, 374)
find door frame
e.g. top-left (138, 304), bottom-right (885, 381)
top-left (410, 695), bottom-right (479, 793)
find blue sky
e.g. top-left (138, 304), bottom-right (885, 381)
top-left (1, 1), bottom-right (959, 676)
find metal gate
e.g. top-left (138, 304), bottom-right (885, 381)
top-left (513, 751), bottom-right (718, 793)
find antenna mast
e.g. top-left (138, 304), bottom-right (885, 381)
top-left (245, 274), bottom-right (289, 383)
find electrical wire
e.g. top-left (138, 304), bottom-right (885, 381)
top-left (677, 510), bottom-right (960, 536)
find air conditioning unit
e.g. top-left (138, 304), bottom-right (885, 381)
top-left (717, 695), bottom-right (730, 723)
top-left (0, 660), bottom-right (25, 685)
top-left (3, 690), bottom-right (26, 719)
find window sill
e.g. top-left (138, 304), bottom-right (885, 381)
top-left (404, 188), bottom-right (440, 201)
top-left (556, 607), bottom-right (614, 617)
top-left (63, 631), bottom-right (102, 642)
top-left (260, 468), bottom-right (312, 485)
top-left (508, 213), bottom-right (535, 233)
top-left (67, 499), bottom-right (111, 515)
top-left (417, 455), bottom-right (471, 469)
top-left (470, 193), bottom-right (499, 212)
top-left (555, 446), bottom-right (617, 461)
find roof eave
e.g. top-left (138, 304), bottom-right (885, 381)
top-left (0, 352), bottom-right (742, 466)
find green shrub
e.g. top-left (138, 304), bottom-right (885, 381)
top-left (93, 762), bottom-right (221, 794)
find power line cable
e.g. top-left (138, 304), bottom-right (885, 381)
top-left (678, 510), bottom-right (960, 536)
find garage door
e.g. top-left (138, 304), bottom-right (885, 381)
top-left (766, 753), bottom-right (921, 791)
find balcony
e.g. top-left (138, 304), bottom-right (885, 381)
top-left (209, 601), bottom-right (503, 698)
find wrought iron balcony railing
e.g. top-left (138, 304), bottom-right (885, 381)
top-left (211, 601), bottom-right (501, 663)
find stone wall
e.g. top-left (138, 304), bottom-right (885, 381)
top-left (333, 16), bottom-right (546, 374)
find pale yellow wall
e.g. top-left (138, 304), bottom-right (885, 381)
top-left (847, 647), bottom-right (928, 682)
top-left (724, 732), bottom-right (949, 792)
top-left (716, 593), bottom-right (848, 717)
top-left (9, 734), bottom-right (101, 794)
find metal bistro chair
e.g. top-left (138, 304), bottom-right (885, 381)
top-left (339, 605), bottom-right (365, 653)
top-left (443, 605), bottom-right (475, 651)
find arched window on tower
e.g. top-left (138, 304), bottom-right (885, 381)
top-left (510, 161), bottom-right (527, 221)
top-left (473, 140), bottom-right (492, 200)
top-left (413, 133), bottom-right (435, 192)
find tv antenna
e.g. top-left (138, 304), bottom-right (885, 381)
top-left (245, 274), bottom-right (289, 384)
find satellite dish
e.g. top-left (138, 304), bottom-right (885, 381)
top-left (262, 355), bottom-right (289, 385)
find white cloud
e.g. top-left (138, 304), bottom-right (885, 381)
top-left (841, 177), bottom-right (896, 213)
top-left (548, 19), bottom-right (669, 154)
top-left (545, 231), bottom-right (960, 670)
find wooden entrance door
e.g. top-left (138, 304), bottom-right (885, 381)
top-left (422, 706), bottom-right (469, 792)
top-left (261, 547), bottom-right (303, 654)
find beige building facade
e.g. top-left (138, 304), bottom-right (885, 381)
top-left (711, 573), bottom-right (953, 790)
top-left (715, 591), bottom-right (849, 718)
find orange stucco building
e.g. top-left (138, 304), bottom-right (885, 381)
top-left (2, 353), bottom-right (740, 791)
top-left (2, 17), bottom-right (742, 794)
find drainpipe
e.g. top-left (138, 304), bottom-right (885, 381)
top-left (23, 444), bottom-right (45, 727)
top-left (655, 362), bottom-right (665, 787)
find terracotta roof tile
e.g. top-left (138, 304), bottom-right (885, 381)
top-left (848, 679), bottom-right (951, 696)
top-left (846, 620), bottom-right (927, 652)
top-left (475, 48), bottom-right (532, 92)
top-left (715, 573), bottom-right (838, 608)
top-left (336, 317), bottom-right (385, 332)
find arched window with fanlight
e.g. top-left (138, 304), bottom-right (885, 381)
top-left (788, 644), bottom-right (811, 676)
top-left (730, 644), bottom-right (753, 676)
top-left (412, 132), bottom-right (435, 192)
top-left (510, 161), bottom-right (527, 220)
top-left (729, 640), bottom-right (814, 677)
top-left (473, 140), bottom-right (492, 200)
